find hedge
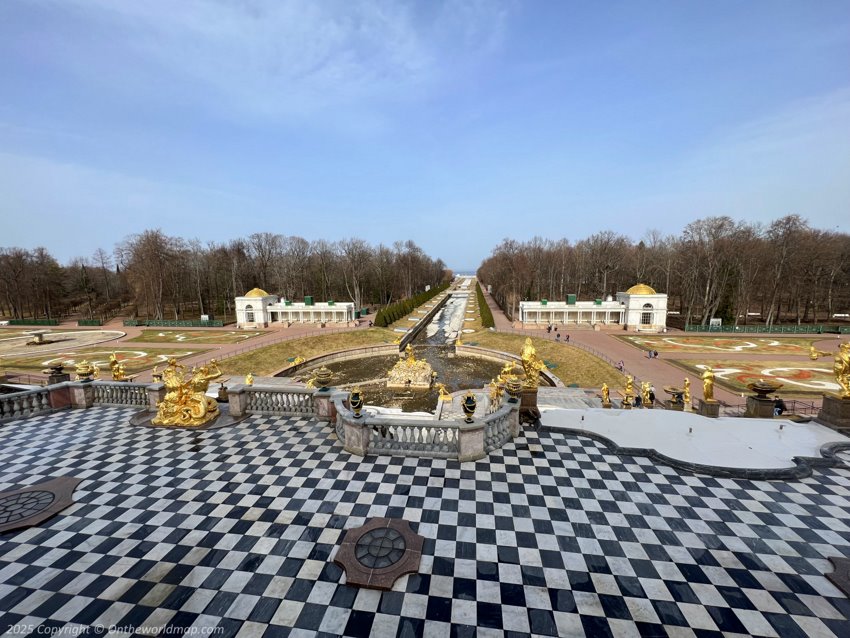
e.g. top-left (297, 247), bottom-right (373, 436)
top-left (374, 282), bottom-right (451, 328)
top-left (476, 282), bottom-right (495, 328)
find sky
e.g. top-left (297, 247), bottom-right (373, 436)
top-left (1, 0), bottom-right (849, 271)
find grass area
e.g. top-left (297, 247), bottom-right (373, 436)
top-left (615, 334), bottom-right (816, 355)
top-left (217, 328), bottom-right (398, 376)
top-left (0, 347), bottom-right (207, 374)
top-left (465, 330), bottom-right (625, 390)
top-left (0, 329), bottom-right (89, 340)
top-left (667, 358), bottom-right (837, 396)
top-left (128, 329), bottom-right (266, 344)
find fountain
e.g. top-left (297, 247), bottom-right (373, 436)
top-left (282, 286), bottom-right (557, 413)
top-left (387, 345), bottom-right (435, 389)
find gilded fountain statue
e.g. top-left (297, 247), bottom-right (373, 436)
top-left (387, 344), bottom-right (436, 389)
top-left (152, 358), bottom-right (222, 427)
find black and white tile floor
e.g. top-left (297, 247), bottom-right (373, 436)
top-left (1, 407), bottom-right (849, 637)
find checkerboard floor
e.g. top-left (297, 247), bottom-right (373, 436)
top-left (1, 407), bottom-right (849, 637)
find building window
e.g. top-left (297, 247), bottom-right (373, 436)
top-left (641, 303), bottom-right (653, 325)
top-left (245, 304), bottom-right (254, 322)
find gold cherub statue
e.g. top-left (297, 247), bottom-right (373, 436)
top-left (683, 377), bottom-right (691, 406)
top-left (701, 367), bottom-right (716, 402)
top-left (811, 342), bottom-right (850, 398)
top-left (436, 383), bottom-right (451, 401)
top-left (640, 381), bottom-right (651, 407)
top-left (624, 375), bottom-right (634, 397)
top-left (520, 338), bottom-right (545, 388)
top-left (601, 383), bottom-right (610, 406)
top-left (151, 358), bottom-right (222, 427)
top-left (109, 352), bottom-right (128, 381)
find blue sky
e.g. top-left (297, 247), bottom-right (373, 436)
top-left (1, 1), bottom-right (848, 270)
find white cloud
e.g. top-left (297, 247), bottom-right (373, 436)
top-left (37, 0), bottom-right (512, 120)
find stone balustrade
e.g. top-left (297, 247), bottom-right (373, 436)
top-left (2, 377), bottom-right (521, 460)
top-left (91, 382), bottom-right (150, 407)
top-left (227, 384), bottom-right (320, 417)
top-left (336, 398), bottom-right (520, 462)
top-left (0, 387), bottom-right (52, 423)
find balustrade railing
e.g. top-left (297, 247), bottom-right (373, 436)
top-left (0, 388), bottom-right (52, 423)
top-left (367, 418), bottom-right (459, 458)
top-left (91, 382), bottom-right (149, 407)
top-left (483, 403), bottom-right (514, 453)
top-left (245, 386), bottom-right (316, 415)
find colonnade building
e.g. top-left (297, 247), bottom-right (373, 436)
top-left (235, 288), bottom-right (356, 328)
top-left (518, 284), bottom-right (668, 332)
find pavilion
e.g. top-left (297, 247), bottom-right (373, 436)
top-left (518, 283), bottom-right (668, 331)
top-left (235, 288), bottom-right (356, 328)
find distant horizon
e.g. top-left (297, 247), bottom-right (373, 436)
top-left (2, 2), bottom-right (848, 266)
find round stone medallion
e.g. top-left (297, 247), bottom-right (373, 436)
top-left (0, 490), bottom-right (56, 525)
top-left (355, 527), bottom-right (406, 569)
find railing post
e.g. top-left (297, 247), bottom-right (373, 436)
top-left (313, 388), bottom-right (337, 421)
top-left (68, 381), bottom-right (95, 409)
top-left (343, 413), bottom-right (370, 456)
top-left (507, 401), bottom-right (521, 439)
top-left (146, 383), bottom-right (166, 409)
top-left (48, 383), bottom-right (72, 410)
top-left (458, 418), bottom-right (486, 462)
top-left (227, 385), bottom-right (249, 417)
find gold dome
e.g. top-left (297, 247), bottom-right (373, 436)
top-left (626, 283), bottom-right (656, 295)
top-left (244, 287), bottom-right (270, 297)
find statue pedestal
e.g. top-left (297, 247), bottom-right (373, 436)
top-left (697, 399), bottom-right (720, 418)
top-left (665, 400), bottom-right (684, 411)
top-left (816, 394), bottom-right (850, 432)
top-left (745, 395), bottom-right (776, 418)
top-left (520, 387), bottom-right (541, 425)
top-left (602, 401), bottom-right (612, 409)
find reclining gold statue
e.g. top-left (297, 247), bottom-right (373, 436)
top-left (152, 358), bottom-right (222, 426)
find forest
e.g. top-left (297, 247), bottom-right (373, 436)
top-left (0, 231), bottom-right (450, 323)
top-left (477, 215), bottom-right (850, 327)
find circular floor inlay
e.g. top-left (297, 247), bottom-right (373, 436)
top-left (0, 490), bottom-right (55, 525)
top-left (355, 527), bottom-right (406, 569)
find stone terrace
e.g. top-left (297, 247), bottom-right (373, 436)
top-left (1, 407), bottom-right (849, 636)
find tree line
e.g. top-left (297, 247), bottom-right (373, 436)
top-left (477, 215), bottom-right (850, 327)
top-left (0, 231), bottom-right (450, 323)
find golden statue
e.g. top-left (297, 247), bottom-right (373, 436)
top-left (151, 358), bottom-right (222, 427)
top-left (520, 338), bottom-right (545, 388)
top-left (811, 343), bottom-right (850, 398)
top-left (74, 360), bottom-right (99, 381)
top-left (640, 381), bottom-right (651, 406)
top-left (108, 352), bottom-right (128, 381)
top-left (683, 377), bottom-right (691, 405)
top-left (701, 367), bottom-right (715, 402)
top-left (810, 345), bottom-right (831, 360)
top-left (624, 375), bottom-right (634, 397)
top-left (834, 342), bottom-right (850, 398)
top-left (601, 383), bottom-right (610, 405)
top-left (405, 344), bottom-right (416, 363)
top-left (488, 378), bottom-right (504, 403)
top-left (436, 383), bottom-right (451, 401)
top-left (245, 372), bottom-right (254, 386)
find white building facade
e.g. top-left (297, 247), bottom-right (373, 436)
top-left (518, 284), bottom-right (668, 332)
top-left (235, 288), bottom-right (356, 328)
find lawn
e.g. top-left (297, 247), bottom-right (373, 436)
top-left (217, 328), bottom-right (398, 376)
top-left (0, 348), bottom-right (206, 374)
top-left (616, 335), bottom-right (816, 355)
top-left (128, 329), bottom-right (266, 344)
top-left (465, 330), bottom-right (625, 390)
top-left (667, 358), bottom-right (838, 396)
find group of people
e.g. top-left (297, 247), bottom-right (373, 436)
top-left (546, 324), bottom-right (569, 343)
top-left (647, 349), bottom-right (660, 359)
